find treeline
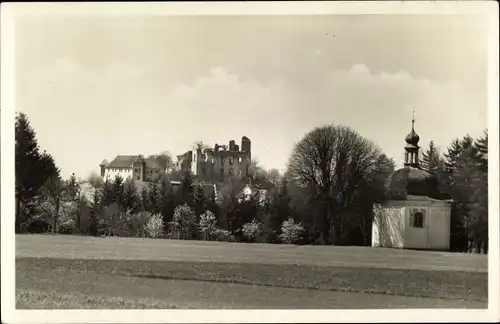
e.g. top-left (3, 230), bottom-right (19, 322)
top-left (15, 112), bottom-right (488, 252)
top-left (420, 132), bottom-right (489, 253)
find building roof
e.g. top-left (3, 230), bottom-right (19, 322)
top-left (246, 177), bottom-right (275, 191)
top-left (106, 155), bottom-right (161, 169)
top-left (106, 155), bottom-right (137, 169)
top-left (385, 166), bottom-right (442, 200)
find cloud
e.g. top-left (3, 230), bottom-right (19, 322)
top-left (18, 60), bottom-right (486, 178)
top-left (313, 49), bottom-right (324, 57)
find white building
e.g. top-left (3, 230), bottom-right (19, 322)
top-left (99, 155), bottom-right (162, 182)
top-left (372, 118), bottom-right (453, 251)
top-left (236, 178), bottom-right (274, 204)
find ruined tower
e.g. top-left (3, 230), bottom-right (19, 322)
top-left (241, 136), bottom-right (251, 160)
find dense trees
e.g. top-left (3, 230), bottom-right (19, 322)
top-left (15, 113), bottom-right (60, 232)
top-left (437, 132), bottom-right (489, 253)
top-left (15, 112), bottom-right (489, 253)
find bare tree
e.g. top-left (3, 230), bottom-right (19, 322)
top-left (193, 141), bottom-right (209, 151)
top-left (41, 176), bottom-right (66, 233)
top-left (287, 125), bottom-right (382, 245)
top-left (266, 168), bottom-right (282, 185)
top-left (148, 151), bottom-right (173, 174)
top-left (248, 158), bottom-right (266, 179)
top-left (86, 172), bottom-right (103, 208)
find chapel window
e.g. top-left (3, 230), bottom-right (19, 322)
top-left (413, 211), bottom-right (424, 228)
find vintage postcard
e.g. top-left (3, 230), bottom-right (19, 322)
top-left (1, 1), bottom-right (498, 323)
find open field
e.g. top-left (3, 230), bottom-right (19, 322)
top-left (16, 234), bottom-right (488, 309)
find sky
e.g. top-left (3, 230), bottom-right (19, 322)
top-left (15, 14), bottom-right (489, 180)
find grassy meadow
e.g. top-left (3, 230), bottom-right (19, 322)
top-left (15, 234), bottom-right (488, 309)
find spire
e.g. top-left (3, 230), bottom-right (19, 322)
top-left (405, 109), bottom-right (420, 146)
top-left (404, 110), bottom-right (420, 167)
top-left (412, 109), bottom-right (415, 131)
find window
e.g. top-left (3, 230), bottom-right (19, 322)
top-left (135, 174), bottom-right (141, 180)
top-left (135, 168), bottom-right (141, 174)
top-left (238, 157), bottom-right (242, 163)
top-left (228, 169), bottom-right (233, 176)
top-left (412, 212), bottom-right (424, 228)
top-left (229, 158), bottom-right (233, 165)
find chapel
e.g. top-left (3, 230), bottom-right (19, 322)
top-left (371, 116), bottom-right (453, 250)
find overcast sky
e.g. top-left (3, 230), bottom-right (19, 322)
top-left (15, 14), bottom-right (488, 179)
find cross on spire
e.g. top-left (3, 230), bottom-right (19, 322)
top-left (412, 109), bottom-right (415, 130)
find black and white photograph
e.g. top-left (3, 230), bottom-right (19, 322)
top-left (1, 1), bottom-right (498, 323)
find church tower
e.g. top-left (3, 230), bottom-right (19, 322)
top-left (371, 112), bottom-right (453, 251)
top-left (404, 114), bottom-right (420, 167)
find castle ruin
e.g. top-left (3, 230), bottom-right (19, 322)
top-left (176, 136), bottom-right (252, 182)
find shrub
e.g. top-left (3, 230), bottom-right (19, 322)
top-left (262, 228), bottom-right (279, 244)
top-left (98, 203), bottom-right (129, 237)
top-left (145, 213), bottom-right (164, 238)
top-left (199, 210), bottom-right (218, 241)
top-left (168, 204), bottom-right (197, 240)
top-left (241, 219), bottom-right (263, 242)
top-left (279, 218), bottom-right (305, 244)
top-left (131, 211), bottom-right (151, 237)
top-left (213, 228), bottom-right (235, 242)
top-left (78, 201), bottom-right (93, 235)
top-left (58, 201), bottom-right (78, 234)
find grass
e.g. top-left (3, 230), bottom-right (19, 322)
top-left (15, 234), bottom-right (489, 309)
top-left (16, 289), bottom-right (187, 309)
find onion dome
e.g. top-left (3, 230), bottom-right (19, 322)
top-left (405, 128), bottom-right (420, 146)
top-left (385, 166), bottom-right (441, 200)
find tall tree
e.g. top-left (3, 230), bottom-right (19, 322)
top-left (444, 135), bottom-right (474, 171)
top-left (146, 180), bottom-right (161, 214)
top-left (100, 178), bottom-right (115, 207)
top-left (179, 171), bottom-right (195, 206)
top-left (287, 125), bottom-right (382, 245)
top-left (218, 177), bottom-right (244, 230)
top-left (421, 141), bottom-right (443, 172)
top-left (122, 178), bottom-right (139, 214)
top-left (248, 158), bottom-right (267, 179)
top-left (269, 176), bottom-right (292, 234)
top-left (41, 176), bottom-right (66, 233)
top-left (111, 175), bottom-right (125, 207)
top-left (87, 172), bottom-right (104, 236)
top-left (468, 169), bottom-right (488, 253)
top-left (65, 173), bottom-right (82, 231)
top-left (266, 168), bottom-right (282, 186)
top-left (346, 153), bottom-right (395, 245)
top-left (65, 173), bottom-right (80, 202)
top-left (87, 172), bottom-right (103, 208)
top-left (193, 184), bottom-right (208, 218)
top-left (157, 174), bottom-right (178, 225)
top-left (474, 130), bottom-right (488, 172)
top-left (15, 112), bottom-right (59, 231)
